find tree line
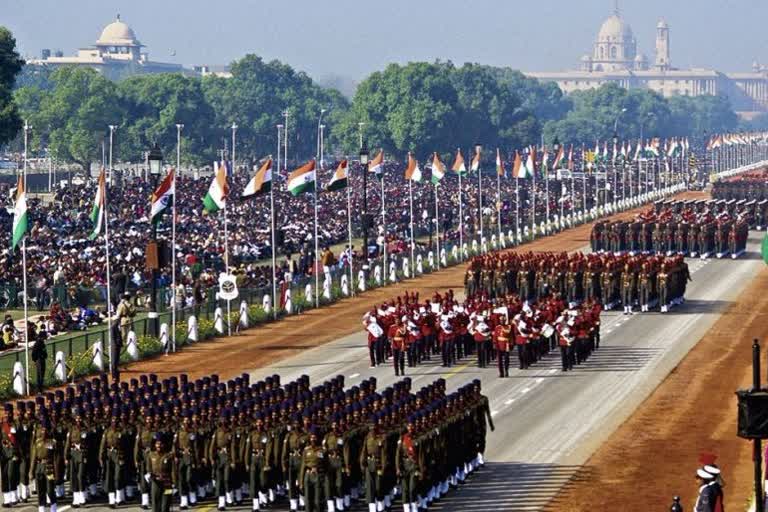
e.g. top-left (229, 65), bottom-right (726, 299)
top-left (0, 26), bottom-right (744, 173)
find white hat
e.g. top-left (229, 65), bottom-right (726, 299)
top-left (703, 465), bottom-right (721, 475)
top-left (696, 468), bottom-right (714, 479)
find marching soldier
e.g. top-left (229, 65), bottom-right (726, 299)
top-left (282, 415), bottom-right (306, 512)
top-left (299, 427), bottom-right (326, 512)
top-left (100, 411), bottom-right (126, 508)
top-left (208, 411), bottom-right (235, 511)
top-left (64, 411), bottom-right (88, 508)
top-left (147, 438), bottom-right (175, 512)
top-left (322, 415), bottom-right (345, 512)
top-left (360, 416), bottom-right (387, 512)
top-left (396, 417), bottom-right (421, 512)
top-left (244, 412), bottom-right (269, 511)
top-left (29, 419), bottom-right (60, 512)
top-left (1, 404), bottom-right (20, 507)
top-left (135, 412), bottom-right (157, 509)
top-left (492, 316), bottom-right (512, 378)
top-left (174, 411), bottom-right (197, 510)
top-left (621, 264), bottom-right (636, 314)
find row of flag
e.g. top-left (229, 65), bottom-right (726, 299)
top-left (706, 132), bottom-right (768, 150)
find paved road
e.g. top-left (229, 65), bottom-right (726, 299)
top-left (21, 234), bottom-right (764, 512)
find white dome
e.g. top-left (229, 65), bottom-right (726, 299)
top-left (597, 14), bottom-right (634, 42)
top-left (96, 16), bottom-right (140, 46)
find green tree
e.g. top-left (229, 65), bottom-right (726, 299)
top-left (0, 26), bottom-right (24, 146)
top-left (202, 54), bottom-right (349, 164)
top-left (21, 67), bottom-right (123, 175)
top-left (117, 73), bottom-right (215, 165)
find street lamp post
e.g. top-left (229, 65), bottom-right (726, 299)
top-left (360, 143), bottom-right (370, 262)
top-left (612, 132), bottom-right (619, 205)
top-left (147, 143), bottom-right (163, 336)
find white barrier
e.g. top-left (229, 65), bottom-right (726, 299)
top-left (374, 265), bottom-right (382, 285)
top-left (12, 362), bottom-right (25, 396)
top-left (357, 270), bottom-right (366, 292)
top-left (402, 258), bottom-right (410, 278)
top-left (428, 251), bottom-right (435, 269)
top-left (341, 274), bottom-right (349, 296)
top-left (239, 301), bottom-right (249, 328)
top-left (285, 289), bottom-right (293, 314)
top-left (304, 284), bottom-right (312, 301)
top-left (262, 294), bottom-right (271, 314)
top-left (160, 323), bottom-right (169, 348)
top-left (388, 261), bottom-right (397, 283)
top-left (127, 330), bottom-right (139, 359)
top-left (54, 351), bottom-right (66, 383)
top-left (214, 307), bottom-right (225, 334)
top-left (416, 254), bottom-right (423, 274)
top-left (92, 341), bottom-right (104, 371)
top-left (323, 277), bottom-right (332, 300)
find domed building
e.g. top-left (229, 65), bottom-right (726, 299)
top-left (525, 5), bottom-right (768, 116)
top-left (29, 15), bottom-right (185, 80)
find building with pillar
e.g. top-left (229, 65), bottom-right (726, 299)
top-left (525, 7), bottom-right (768, 117)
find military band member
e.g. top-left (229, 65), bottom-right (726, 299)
top-left (493, 316), bottom-right (512, 378)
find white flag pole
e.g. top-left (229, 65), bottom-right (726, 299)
top-left (496, 156), bottom-right (502, 241)
top-left (434, 182), bottom-right (441, 268)
top-left (105, 126), bottom-right (115, 372)
top-left (273, 125), bottom-right (281, 318)
top-left (21, 134), bottom-right (30, 390)
top-left (173, 124), bottom-right (182, 352)
top-left (408, 163), bottom-right (415, 275)
top-left (381, 168), bottom-right (387, 278)
top-left (346, 159), bottom-right (354, 296)
top-left (457, 150), bottom-right (464, 259)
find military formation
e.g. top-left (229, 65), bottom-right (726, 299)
top-left (0, 372), bottom-right (494, 512)
top-left (592, 199), bottom-right (754, 259)
top-left (712, 174), bottom-right (768, 201)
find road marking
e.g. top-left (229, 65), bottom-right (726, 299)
top-left (535, 378), bottom-right (544, 384)
top-left (521, 387), bottom-right (531, 394)
top-left (491, 410), bottom-right (499, 417)
top-left (549, 369), bottom-right (557, 374)
top-left (504, 399), bottom-right (516, 405)
top-left (443, 362), bottom-right (471, 379)
top-left (349, 373), bottom-right (360, 379)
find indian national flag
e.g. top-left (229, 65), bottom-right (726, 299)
top-left (405, 153), bottom-right (422, 182)
top-left (11, 176), bottom-right (28, 251)
top-left (89, 169), bottom-right (107, 240)
top-left (525, 147), bottom-right (537, 178)
top-left (634, 139), bottom-right (642, 160)
top-left (553, 146), bottom-right (565, 169)
top-left (431, 153), bottom-right (446, 185)
top-left (470, 149), bottom-right (481, 172)
top-left (496, 148), bottom-right (506, 178)
top-left (369, 150), bottom-right (384, 177)
top-left (243, 158), bottom-right (272, 198)
top-left (513, 151), bottom-right (526, 178)
top-left (567, 145), bottom-right (574, 170)
top-left (452, 149), bottom-right (466, 175)
top-left (150, 168), bottom-right (175, 225)
top-left (288, 160), bottom-right (316, 196)
top-left (326, 159), bottom-right (349, 191)
top-left (203, 163), bottom-right (229, 213)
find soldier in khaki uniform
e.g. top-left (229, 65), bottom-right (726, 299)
top-left (396, 417), bottom-right (421, 512)
top-left (208, 411), bottom-right (235, 511)
top-left (360, 416), bottom-right (387, 512)
top-left (322, 414), bottom-right (345, 512)
top-left (147, 438), bottom-right (175, 512)
top-left (173, 411), bottom-right (197, 510)
top-left (299, 427), bottom-right (326, 512)
top-left (244, 412), bottom-right (269, 511)
top-left (64, 412), bottom-right (88, 508)
top-left (135, 412), bottom-right (157, 509)
top-left (281, 415), bottom-right (306, 511)
top-left (99, 411), bottom-right (126, 508)
top-left (29, 420), bottom-right (59, 512)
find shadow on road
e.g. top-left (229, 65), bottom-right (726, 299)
top-left (427, 461), bottom-right (587, 511)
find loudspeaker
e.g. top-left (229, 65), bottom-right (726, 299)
top-left (157, 241), bottom-right (171, 269)
top-left (736, 390), bottom-right (768, 439)
top-left (276, 229), bottom-right (285, 247)
top-left (362, 214), bottom-right (374, 230)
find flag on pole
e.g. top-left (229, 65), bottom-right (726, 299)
top-left (405, 153), bottom-right (422, 182)
top-left (150, 168), bottom-right (175, 224)
top-left (242, 158), bottom-right (272, 197)
top-left (11, 176), bottom-right (28, 250)
top-left (470, 149), bottom-right (481, 172)
top-left (431, 153), bottom-right (446, 184)
top-left (452, 149), bottom-right (467, 175)
top-left (326, 159), bottom-right (349, 191)
top-left (594, 140), bottom-right (601, 163)
top-left (368, 150), bottom-right (384, 177)
top-left (89, 168), bottom-right (107, 240)
top-left (496, 148), bottom-right (506, 178)
top-left (553, 145), bottom-right (565, 169)
top-left (541, 147), bottom-right (549, 176)
top-left (512, 151), bottom-right (524, 178)
top-left (287, 160), bottom-right (317, 196)
top-left (203, 162), bottom-right (229, 213)
top-left (634, 139), bottom-right (642, 161)
top-left (567, 145), bottom-right (574, 170)
top-left (525, 147), bottom-right (537, 178)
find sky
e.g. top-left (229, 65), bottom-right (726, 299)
top-left (5, 0), bottom-right (768, 85)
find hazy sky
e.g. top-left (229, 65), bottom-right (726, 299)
top-left (5, 0), bottom-right (768, 82)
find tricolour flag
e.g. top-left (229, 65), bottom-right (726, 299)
top-left (513, 151), bottom-right (526, 178)
top-left (553, 146), bottom-right (565, 169)
top-left (287, 160), bottom-right (316, 196)
top-left (452, 149), bottom-right (467, 175)
top-left (405, 153), bottom-right (422, 182)
top-left (525, 147), bottom-right (537, 178)
top-left (243, 158), bottom-right (273, 198)
top-left (496, 148), bottom-right (506, 178)
top-left (326, 159), bottom-right (349, 191)
top-left (11, 176), bottom-right (28, 251)
top-left (594, 140), bottom-right (601, 163)
top-left (368, 150), bottom-right (384, 177)
top-left (203, 163), bottom-right (229, 213)
top-left (89, 168), bottom-right (107, 240)
top-left (431, 153), bottom-right (446, 185)
top-left (567, 145), bottom-right (574, 170)
top-left (470, 149), bottom-right (481, 172)
top-left (150, 168), bottom-right (175, 225)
